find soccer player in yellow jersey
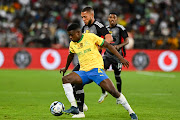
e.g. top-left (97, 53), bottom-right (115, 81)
top-left (60, 23), bottom-right (136, 119)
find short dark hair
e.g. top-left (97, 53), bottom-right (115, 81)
top-left (109, 12), bottom-right (118, 16)
top-left (81, 6), bottom-right (94, 12)
top-left (67, 23), bottom-right (80, 31)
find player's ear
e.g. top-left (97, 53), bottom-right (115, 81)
top-left (91, 13), bottom-right (94, 18)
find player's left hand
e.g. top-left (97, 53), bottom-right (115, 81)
top-left (60, 67), bottom-right (67, 76)
top-left (114, 45), bottom-right (121, 50)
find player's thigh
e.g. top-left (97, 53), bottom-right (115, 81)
top-left (74, 71), bottom-right (92, 85)
top-left (112, 61), bottom-right (122, 72)
top-left (99, 78), bottom-right (115, 91)
top-left (88, 68), bottom-right (109, 85)
top-left (62, 72), bottom-right (83, 84)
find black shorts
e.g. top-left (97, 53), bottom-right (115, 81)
top-left (103, 56), bottom-right (122, 71)
top-left (73, 63), bottom-right (80, 71)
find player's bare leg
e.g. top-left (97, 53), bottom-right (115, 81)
top-left (99, 78), bottom-right (120, 98)
top-left (100, 79), bottom-right (138, 120)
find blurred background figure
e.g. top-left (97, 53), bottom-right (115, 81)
top-left (0, 0), bottom-right (179, 49)
top-left (51, 23), bottom-right (69, 49)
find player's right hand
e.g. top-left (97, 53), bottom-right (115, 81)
top-left (60, 67), bottom-right (67, 76)
top-left (121, 58), bottom-right (129, 68)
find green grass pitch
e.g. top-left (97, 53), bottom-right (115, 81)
top-left (0, 69), bottom-right (180, 120)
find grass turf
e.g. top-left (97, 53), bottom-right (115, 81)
top-left (0, 69), bottom-right (180, 120)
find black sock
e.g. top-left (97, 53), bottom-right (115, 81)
top-left (74, 84), bottom-right (84, 112)
top-left (114, 70), bottom-right (122, 93)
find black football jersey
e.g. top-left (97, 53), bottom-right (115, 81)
top-left (105, 24), bottom-right (128, 59)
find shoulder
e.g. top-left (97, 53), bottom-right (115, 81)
top-left (84, 33), bottom-right (96, 37)
top-left (94, 21), bottom-right (105, 28)
top-left (70, 41), bottom-right (74, 45)
top-left (69, 41), bottom-right (74, 47)
top-left (84, 33), bottom-right (100, 40)
top-left (117, 24), bottom-right (126, 30)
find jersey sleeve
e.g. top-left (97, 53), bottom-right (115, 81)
top-left (120, 26), bottom-right (128, 39)
top-left (94, 21), bottom-right (110, 37)
top-left (91, 33), bottom-right (105, 46)
top-left (69, 42), bottom-right (75, 53)
top-left (100, 27), bottom-right (109, 36)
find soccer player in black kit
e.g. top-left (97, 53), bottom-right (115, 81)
top-left (98, 13), bottom-right (138, 120)
top-left (71, 7), bottom-right (113, 118)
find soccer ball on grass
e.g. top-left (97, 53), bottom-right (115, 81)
top-left (50, 101), bottom-right (65, 116)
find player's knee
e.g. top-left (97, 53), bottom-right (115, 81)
top-left (62, 76), bottom-right (71, 84)
top-left (114, 70), bottom-right (120, 76)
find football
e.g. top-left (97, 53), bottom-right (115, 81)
top-left (50, 101), bottom-right (65, 116)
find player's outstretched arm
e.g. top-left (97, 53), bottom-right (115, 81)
top-left (102, 41), bottom-right (129, 68)
top-left (60, 53), bottom-right (74, 76)
top-left (114, 37), bottom-right (129, 50)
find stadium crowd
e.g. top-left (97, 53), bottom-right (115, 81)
top-left (0, 0), bottom-right (180, 49)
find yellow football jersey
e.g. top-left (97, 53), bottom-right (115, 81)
top-left (69, 33), bottom-right (105, 71)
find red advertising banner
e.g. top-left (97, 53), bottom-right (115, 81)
top-left (123, 50), bottom-right (180, 71)
top-left (0, 48), bottom-right (74, 70)
top-left (0, 48), bottom-right (180, 71)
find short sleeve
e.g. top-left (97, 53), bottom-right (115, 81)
top-left (97, 26), bottom-right (110, 37)
top-left (119, 25), bottom-right (128, 39)
top-left (69, 42), bottom-right (75, 53)
top-left (121, 29), bottom-right (128, 39)
top-left (94, 21), bottom-right (109, 37)
top-left (91, 33), bottom-right (105, 46)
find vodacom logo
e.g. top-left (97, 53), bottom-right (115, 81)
top-left (0, 50), bottom-right (4, 67)
top-left (158, 51), bottom-right (178, 72)
top-left (40, 49), bottom-right (61, 70)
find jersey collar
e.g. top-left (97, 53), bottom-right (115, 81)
top-left (77, 34), bottom-right (84, 43)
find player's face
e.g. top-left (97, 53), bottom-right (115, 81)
top-left (108, 14), bottom-right (117, 26)
top-left (81, 11), bottom-right (93, 26)
top-left (68, 30), bottom-right (81, 42)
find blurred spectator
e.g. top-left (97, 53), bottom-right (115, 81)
top-left (167, 36), bottom-right (179, 50)
top-left (125, 31), bottom-right (135, 50)
top-left (0, 0), bottom-right (179, 49)
top-left (51, 23), bottom-right (69, 49)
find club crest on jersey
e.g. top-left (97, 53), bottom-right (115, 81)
top-left (84, 41), bottom-right (90, 47)
top-left (77, 43), bottom-right (83, 49)
top-left (112, 30), bottom-right (118, 36)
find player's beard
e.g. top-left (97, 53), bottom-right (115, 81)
top-left (88, 19), bottom-right (92, 26)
